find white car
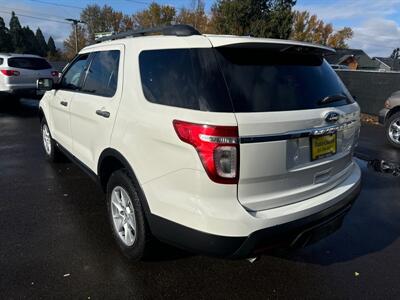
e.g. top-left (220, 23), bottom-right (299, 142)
top-left (38, 25), bottom-right (361, 260)
top-left (0, 53), bottom-right (58, 99)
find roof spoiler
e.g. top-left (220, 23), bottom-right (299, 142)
top-left (209, 38), bottom-right (335, 56)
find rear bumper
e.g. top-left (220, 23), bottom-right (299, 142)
top-left (379, 108), bottom-right (390, 125)
top-left (148, 164), bottom-right (361, 258)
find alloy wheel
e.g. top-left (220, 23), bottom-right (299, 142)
top-left (111, 186), bottom-right (137, 246)
top-left (42, 124), bottom-right (52, 155)
top-left (389, 118), bottom-right (400, 145)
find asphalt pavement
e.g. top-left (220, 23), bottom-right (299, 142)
top-left (1, 99), bottom-right (400, 299)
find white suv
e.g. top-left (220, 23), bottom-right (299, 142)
top-left (38, 25), bottom-right (361, 260)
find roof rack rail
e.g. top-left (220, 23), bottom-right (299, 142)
top-left (96, 24), bottom-right (201, 43)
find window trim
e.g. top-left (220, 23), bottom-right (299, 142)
top-left (58, 50), bottom-right (121, 98)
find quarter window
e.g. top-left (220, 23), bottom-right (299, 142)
top-left (139, 49), bottom-right (233, 112)
top-left (81, 50), bottom-right (120, 97)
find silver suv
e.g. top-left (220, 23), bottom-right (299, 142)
top-left (0, 53), bottom-right (58, 99)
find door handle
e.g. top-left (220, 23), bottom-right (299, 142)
top-left (60, 101), bottom-right (68, 107)
top-left (96, 110), bottom-right (110, 118)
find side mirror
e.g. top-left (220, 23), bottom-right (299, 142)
top-left (37, 78), bottom-right (54, 91)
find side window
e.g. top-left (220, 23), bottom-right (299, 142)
top-left (0, 58), bottom-right (3, 65)
top-left (81, 50), bottom-right (120, 97)
top-left (60, 54), bottom-right (90, 91)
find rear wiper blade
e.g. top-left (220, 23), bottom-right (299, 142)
top-left (318, 94), bottom-right (349, 105)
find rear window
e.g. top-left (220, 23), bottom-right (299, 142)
top-left (138, 47), bottom-right (353, 113)
top-left (8, 57), bottom-right (52, 70)
top-left (216, 48), bottom-right (353, 112)
top-left (139, 49), bottom-right (233, 112)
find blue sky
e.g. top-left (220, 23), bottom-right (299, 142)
top-left (1, 0), bottom-right (400, 57)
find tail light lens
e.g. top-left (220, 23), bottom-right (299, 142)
top-left (51, 71), bottom-right (59, 77)
top-left (1, 70), bottom-right (20, 76)
top-left (173, 120), bottom-right (239, 184)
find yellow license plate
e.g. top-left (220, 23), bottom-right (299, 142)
top-left (311, 134), bottom-right (337, 161)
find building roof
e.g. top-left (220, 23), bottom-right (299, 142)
top-left (374, 57), bottom-right (400, 71)
top-left (325, 48), bottom-right (380, 70)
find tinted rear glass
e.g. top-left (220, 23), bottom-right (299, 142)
top-left (139, 48), bottom-right (352, 113)
top-left (139, 49), bottom-right (233, 112)
top-left (8, 57), bottom-right (51, 70)
top-left (216, 48), bottom-right (353, 112)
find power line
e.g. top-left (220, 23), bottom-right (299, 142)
top-left (2, 6), bottom-right (73, 20)
top-left (27, 0), bottom-right (84, 10)
top-left (0, 10), bottom-right (70, 24)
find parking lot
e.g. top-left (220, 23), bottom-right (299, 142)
top-left (1, 99), bottom-right (400, 299)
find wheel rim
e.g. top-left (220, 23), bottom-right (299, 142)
top-left (389, 118), bottom-right (400, 145)
top-left (111, 186), bottom-right (137, 246)
top-left (42, 124), bottom-right (52, 155)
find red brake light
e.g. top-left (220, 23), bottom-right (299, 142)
top-left (51, 71), bottom-right (59, 77)
top-left (1, 70), bottom-right (20, 76)
top-left (173, 120), bottom-right (239, 184)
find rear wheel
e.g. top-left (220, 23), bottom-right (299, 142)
top-left (107, 169), bottom-right (151, 261)
top-left (385, 112), bottom-right (400, 148)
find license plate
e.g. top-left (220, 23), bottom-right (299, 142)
top-left (310, 133), bottom-right (337, 161)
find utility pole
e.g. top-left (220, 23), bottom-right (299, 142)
top-left (65, 18), bottom-right (86, 54)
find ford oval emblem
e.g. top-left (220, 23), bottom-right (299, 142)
top-left (325, 112), bottom-right (340, 123)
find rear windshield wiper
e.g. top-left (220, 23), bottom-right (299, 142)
top-left (318, 94), bottom-right (349, 105)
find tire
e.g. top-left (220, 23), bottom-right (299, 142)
top-left (40, 119), bottom-right (61, 162)
top-left (106, 169), bottom-right (151, 261)
top-left (385, 112), bottom-right (400, 149)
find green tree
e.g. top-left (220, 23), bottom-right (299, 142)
top-left (209, 0), bottom-right (296, 38)
top-left (290, 11), bottom-right (353, 48)
top-left (47, 36), bottom-right (60, 60)
top-left (36, 28), bottom-right (48, 57)
top-left (0, 16), bottom-right (13, 52)
top-left (80, 4), bottom-right (131, 43)
top-left (267, 0), bottom-right (297, 39)
top-left (20, 26), bottom-right (40, 54)
top-left (133, 3), bottom-right (176, 28)
top-left (9, 11), bottom-right (24, 52)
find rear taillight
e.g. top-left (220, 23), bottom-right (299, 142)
top-left (51, 71), bottom-right (59, 77)
top-left (173, 120), bottom-right (239, 184)
top-left (1, 70), bottom-right (20, 76)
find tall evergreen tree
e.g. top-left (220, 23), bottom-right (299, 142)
top-left (47, 36), bottom-right (57, 56)
top-left (36, 28), bottom-right (48, 57)
top-left (0, 17), bottom-right (13, 52)
top-left (21, 26), bottom-right (40, 54)
top-left (210, 0), bottom-right (296, 39)
top-left (9, 11), bottom-right (24, 52)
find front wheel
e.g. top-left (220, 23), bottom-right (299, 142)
top-left (385, 112), bottom-right (400, 148)
top-left (107, 169), bottom-right (151, 261)
top-left (41, 120), bottom-right (61, 161)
